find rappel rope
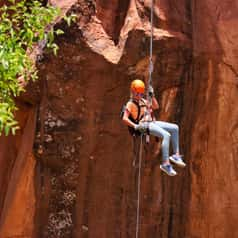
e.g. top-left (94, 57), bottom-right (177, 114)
top-left (147, 0), bottom-right (154, 107)
top-left (135, 1), bottom-right (154, 237)
top-left (145, 0), bottom-right (154, 144)
top-left (135, 135), bottom-right (144, 238)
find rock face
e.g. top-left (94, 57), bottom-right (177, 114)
top-left (183, 1), bottom-right (238, 238)
top-left (0, 103), bottom-right (37, 237)
top-left (0, 0), bottom-right (237, 238)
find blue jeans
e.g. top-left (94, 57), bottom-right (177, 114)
top-left (141, 121), bottom-right (179, 162)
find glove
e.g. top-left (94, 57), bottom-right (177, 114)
top-left (134, 123), bottom-right (147, 133)
top-left (148, 85), bottom-right (154, 97)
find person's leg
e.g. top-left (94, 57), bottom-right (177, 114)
top-left (154, 121), bottom-right (186, 167)
top-left (145, 121), bottom-right (171, 163)
top-left (154, 121), bottom-right (179, 154)
top-left (139, 122), bottom-right (177, 176)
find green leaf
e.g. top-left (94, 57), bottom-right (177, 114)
top-left (64, 16), bottom-right (71, 26)
top-left (55, 29), bottom-right (64, 35)
top-left (70, 14), bottom-right (77, 22)
top-left (52, 43), bottom-right (59, 55)
top-left (11, 126), bottom-right (20, 135)
top-left (1, 59), bottom-right (9, 69)
top-left (4, 125), bottom-right (10, 136)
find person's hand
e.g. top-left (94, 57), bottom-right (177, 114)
top-left (148, 85), bottom-right (154, 97)
top-left (134, 123), bottom-right (147, 133)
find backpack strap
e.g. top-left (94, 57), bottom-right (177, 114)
top-left (130, 99), bottom-right (141, 123)
top-left (130, 99), bottom-right (147, 123)
top-left (126, 98), bottom-right (147, 136)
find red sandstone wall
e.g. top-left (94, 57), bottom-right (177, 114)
top-left (183, 1), bottom-right (238, 237)
top-left (0, 103), bottom-right (37, 237)
top-left (0, 0), bottom-right (237, 237)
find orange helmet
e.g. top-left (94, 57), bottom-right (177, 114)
top-left (130, 79), bottom-right (145, 94)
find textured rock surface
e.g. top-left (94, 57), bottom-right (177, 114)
top-left (0, 103), bottom-right (37, 237)
top-left (0, 0), bottom-right (237, 237)
top-left (183, 1), bottom-right (238, 237)
top-left (33, 1), bottom-right (191, 237)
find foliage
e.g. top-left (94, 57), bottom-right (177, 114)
top-left (0, 0), bottom-right (62, 136)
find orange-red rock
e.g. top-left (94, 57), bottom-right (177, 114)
top-left (0, 0), bottom-right (237, 237)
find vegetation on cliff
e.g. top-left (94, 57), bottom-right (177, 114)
top-left (0, 0), bottom-right (62, 135)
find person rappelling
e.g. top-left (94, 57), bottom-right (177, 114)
top-left (122, 79), bottom-right (186, 176)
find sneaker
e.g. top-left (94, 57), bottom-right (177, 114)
top-left (160, 164), bottom-right (177, 176)
top-left (169, 155), bottom-right (186, 168)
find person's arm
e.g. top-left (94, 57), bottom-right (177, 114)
top-left (151, 96), bottom-right (159, 110)
top-left (148, 85), bottom-right (159, 110)
top-left (122, 102), bottom-right (137, 129)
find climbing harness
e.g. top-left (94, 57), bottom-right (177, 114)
top-left (135, 0), bottom-right (154, 237)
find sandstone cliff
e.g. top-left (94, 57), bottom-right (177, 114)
top-left (0, 0), bottom-right (237, 237)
